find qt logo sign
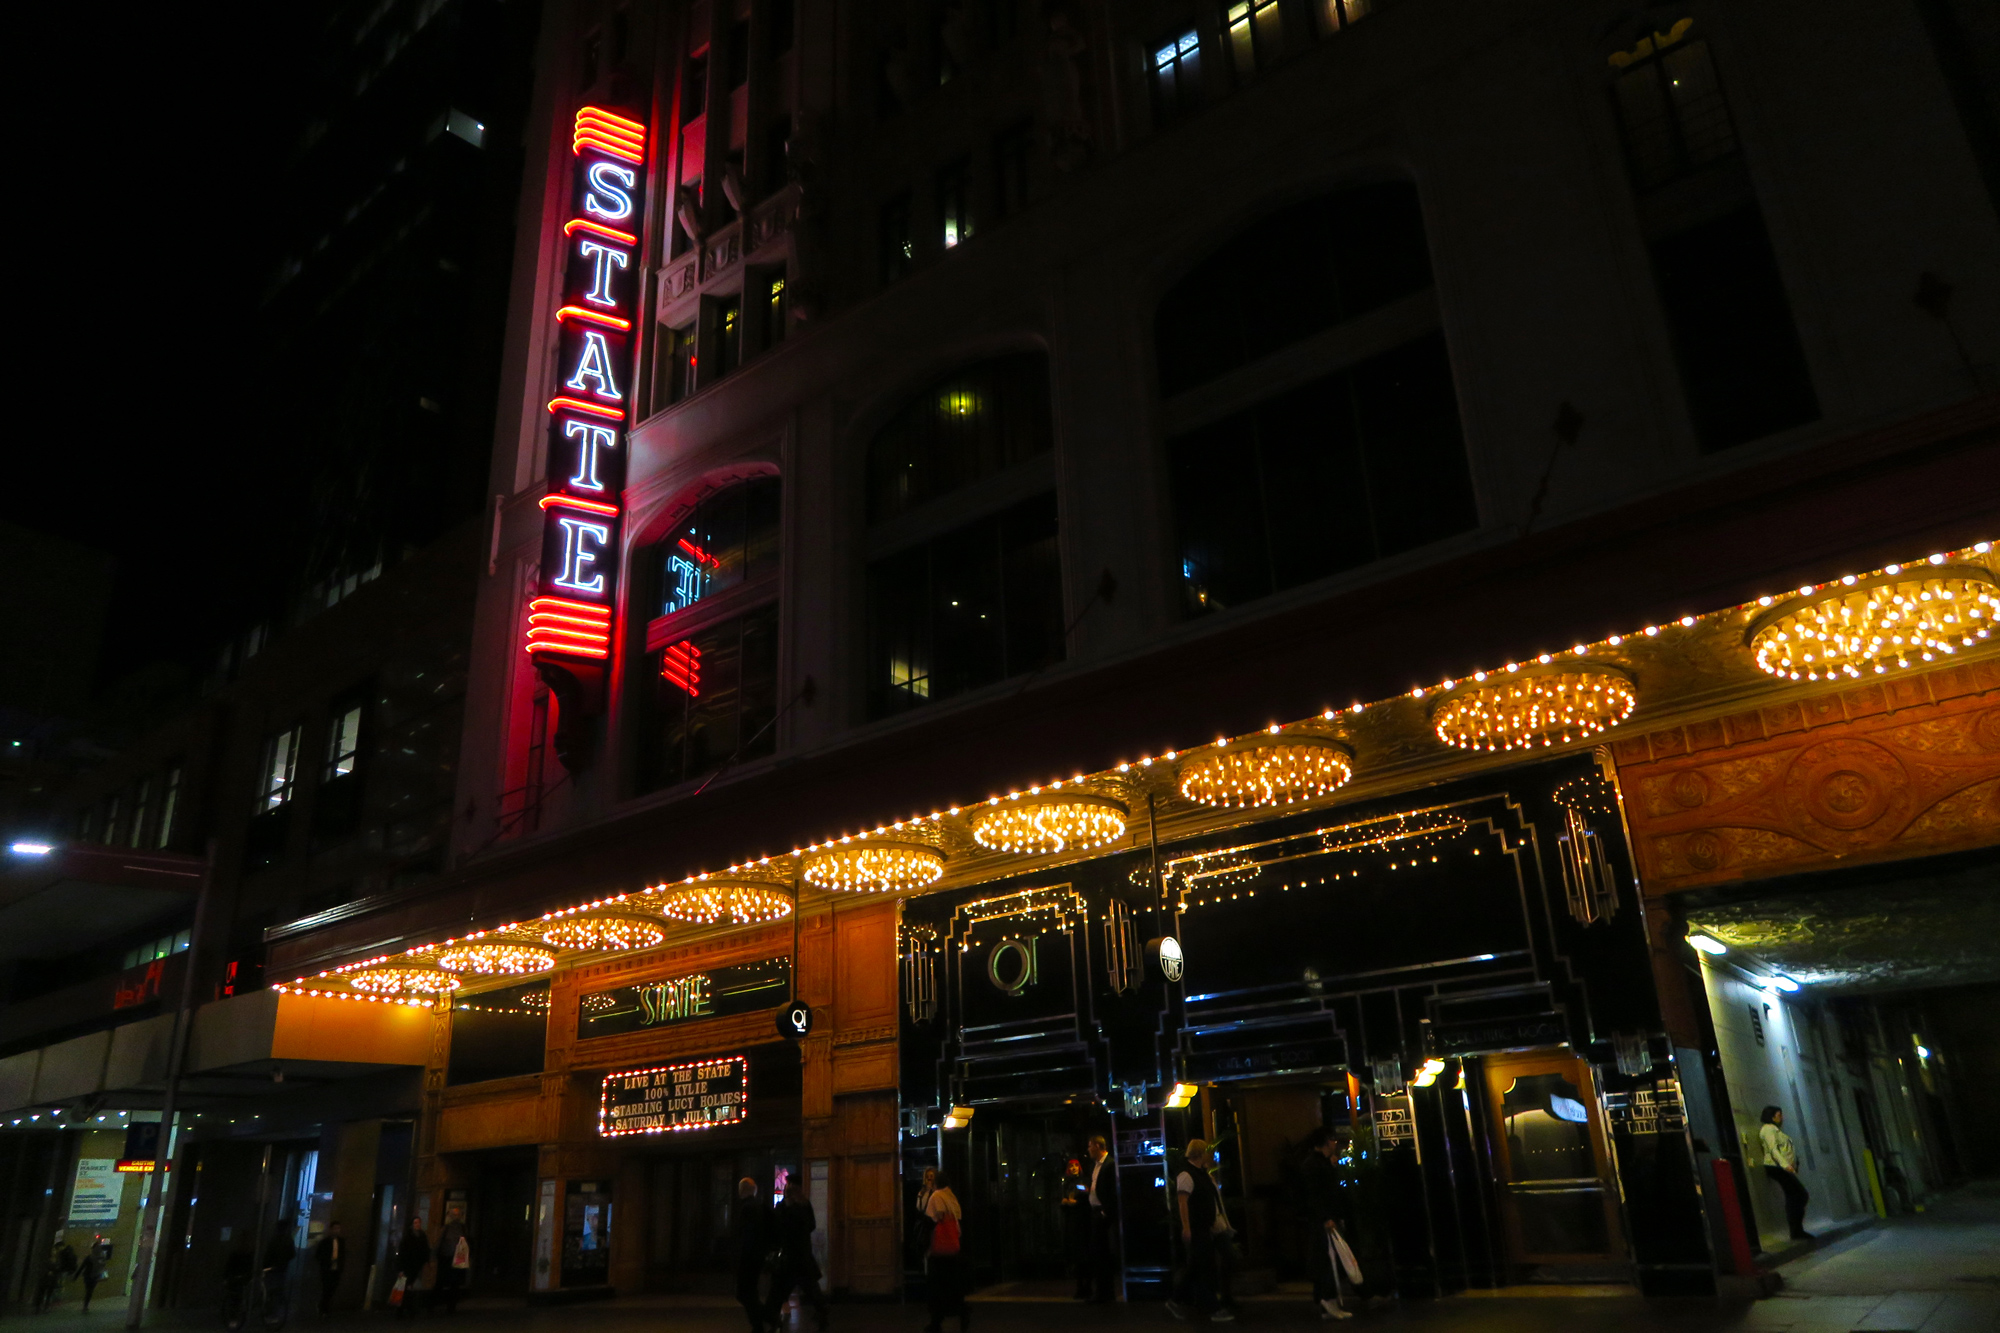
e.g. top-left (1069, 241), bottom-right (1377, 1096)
top-left (777, 1000), bottom-right (813, 1039)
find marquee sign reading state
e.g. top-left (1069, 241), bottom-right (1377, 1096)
top-left (600, 1056), bottom-right (749, 1137)
top-left (525, 105), bottom-right (651, 666)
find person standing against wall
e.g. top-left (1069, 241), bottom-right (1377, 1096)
top-left (1759, 1106), bottom-right (1813, 1241)
top-left (1080, 1134), bottom-right (1119, 1303)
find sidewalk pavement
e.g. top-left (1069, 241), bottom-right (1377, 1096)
top-left (15, 1183), bottom-right (1996, 1333)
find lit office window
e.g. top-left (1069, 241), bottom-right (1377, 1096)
top-left (1224, 0), bottom-right (1282, 77)
top-left (938, 159), bottom-right (973, 248)
top-left (156, 766), bottom-right (182, 848)
top-left (257, 727), bottom-right (302, 812)
top-left (1153, 31), bottom-right (1203, 122)
top-left (767, 274), bottom-right (788, 344)
top-left (327, 704), bottom-right (363, 779)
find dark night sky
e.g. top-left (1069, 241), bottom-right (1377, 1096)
top-left (14, 5), bottom-right (311, 696)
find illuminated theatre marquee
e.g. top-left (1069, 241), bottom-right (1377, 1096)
top-left (526, 105), bottom-right (651, 671)
top-left (600, 1056), bottom-right (750, 1137)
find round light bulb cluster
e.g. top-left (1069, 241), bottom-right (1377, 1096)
top-left (519, 990), bottom-right (552, 1010)
top-left (346, 965), bottom-right (459, 995)
top-left (1748, 566), bottom-right (1996, 682)
top-left (1431, 667), bottom-right (1636, 752)
top-left (803, 840), bottom-right (945, 893)
top-left (651, 880), bottom-right (795, 925)
top-left (1177, 736), bottom-right (1354, 809)
top-left (540, 913), bottom-right (666, 952)
top-left (433, 942), bottom-right (557, 975)
top-left (969, 793), bottom-right (1128, 855)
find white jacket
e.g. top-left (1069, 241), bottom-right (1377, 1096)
top-left (1759, 1120), bottom-right (1797, 1172)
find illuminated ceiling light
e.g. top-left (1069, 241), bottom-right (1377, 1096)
top-left (1411, 1058), bottom-right (1447, 1088)
top-left (1747, 566), bottom-right (1996, 681)
top-left (1431, 666), bottom-right (1636, 752)
top-left (649, 879), bottom-right (795, 925)
top-left (970, 792), bottom-right (1128, 856)
top-left (434, 942), bottom-right (557, 975)
top-left (9, 841), bottom-right (53, 855)
top-left (941, 1105), bottom-right (978, 1129)
top-left (1177, 735), bottom-right (1354, 809)
top-left (346, 965), bottom-right (459, 995)
top-left (1686, 933), bottom-right (1728, 956)
top-left (519, 990), bottom-right (551, 1010)
top-left (803, 839), bottom-right (945, 894)
top-left (1771, 975), bottom-right (1801, 993)
top-left (540, 912), bottom-right (667, 952)
top-left (1165, 1083), bottom-right (1198, 1109)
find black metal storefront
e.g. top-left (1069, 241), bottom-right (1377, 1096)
top-left (897, 754), bottom-right (1714, 1301)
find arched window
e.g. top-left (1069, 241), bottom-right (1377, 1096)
top-left (864, 354), bottom-right (1064, 718)
top-left (1156, 183), bottom-right (1477, 615)
top-left (636, 477), bottom-right (782, 792)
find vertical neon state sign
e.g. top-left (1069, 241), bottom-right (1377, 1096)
top-left (526, 106), bottom-right (651, 662)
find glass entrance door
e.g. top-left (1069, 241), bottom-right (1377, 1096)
top-left (1481, 1051), bottom-right (1627, 1277)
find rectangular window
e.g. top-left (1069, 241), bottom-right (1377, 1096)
top-left (327, 703), bottom-right (363, 779)
top-left (765, 116), bottom-right (792, 193)
top-left (641, 604), bottom-right (780, 791)
top-left (938, 159), bottom-right (973, 248)
top-left (257, 726), bottom-right (302, 812)
top-left (865, 492), bottom-right (1064, 718)
top-left (683, 50), bottom-right (709, 119)
top-left (716, 298), bottom-right (742, 377)
top-left (129, 778), bottom-right (154, 849)
top-left (1225, 0), bottom-right (1282, 77)
top-left (102, 794), bottom-right (122, 848)
top-left (1648, 205), bottom-right (1818, 451)
top-left (766, 273), bottom-right (788, 345)
top-left (1611, 38), bottom-right (1738, 192)
top-left (1170, 332), bottom-right (1476, 615)
top-left (727, 19), bottom-right (751, 86)
top-left (1314, 0), bottom-right (1369, 37)
top-left (657, 324), bottom-right (697, 407)
top-left (1153, 31), bottom-right (1203, 123)
top-left (156, 766), bottom-right (182, 848)
top-left (880, 192), bottom-right (913, 283)
top-left (994, 122), bottom-right (1031, 218)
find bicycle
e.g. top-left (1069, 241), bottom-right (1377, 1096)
top-left (221, 1268), bottom-right (290, 1332)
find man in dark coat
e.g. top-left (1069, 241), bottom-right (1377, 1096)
top-left (395, 1216), bottom-right (431, 1319)
top-left (1300, 1128), bottom-right (1354, 1319)
top-left (314, 1221), bottom-right (347, 1314)
top-left (1077, 1133), bottom-right (1119, 1302)
top-left (733, 1178), bottom-right (774, 1333)
top-left (763, 1176), bottom-right (828, 1330)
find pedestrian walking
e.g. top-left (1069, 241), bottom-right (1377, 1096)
top-left (394, 1216), bottom-right (431, 1318)
top-left (314, 1221), bottom-right (347, 1314)
top-left (1759, 1106), bottom-right (1813, 1240)
top-left (765, 1176), bottom-right (828, 1331)
top-left (1167, 1140), bottom-right (1235, 1323)
top-left (434, 1207), bottom-right (470, 1314)
top-left (734, 1177), bottom-right (774, 1333)
top-left (1299, 1128), bottom-right (1356, 1320)
top-left (1077, 1133), bottom-right (1119, 1302)
top-left (38, 1236), bottom-right (78, 1312)
top-left (922, 1172), bottom-right (966, 1333)
top-left (79, 1235), bottom-right (111, 1311)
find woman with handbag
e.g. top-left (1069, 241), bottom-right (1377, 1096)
top-left (1167, 1140), bottom-right (1236, 1323)
top-left (922, 1172), bottom-right (967, 1333)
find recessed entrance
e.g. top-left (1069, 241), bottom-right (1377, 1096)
top-left (1481, 1050), bottom-right (1627, 1281)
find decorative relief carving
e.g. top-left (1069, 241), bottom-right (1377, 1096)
top-left (1620, 675), bottom-right (2000, 893)
top-left (833, 1024), bottom-right (897, 1047)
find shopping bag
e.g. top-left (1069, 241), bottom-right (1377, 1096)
top-left (453, 1238), bottom-right (470, 1269)
top-left (1328, 1228), bottom-right (1363, 1286)
top-left (931, 1215), bottom-right (961, 1257)
top-left (389, 1275), bottom-right (407, 1307)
